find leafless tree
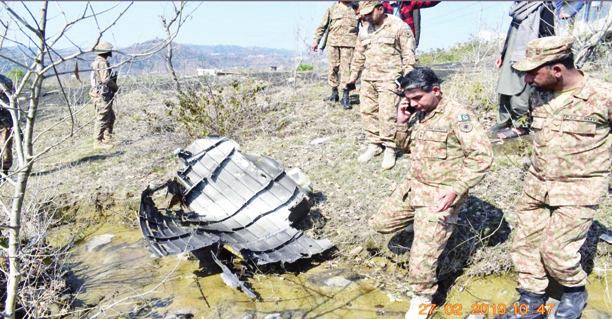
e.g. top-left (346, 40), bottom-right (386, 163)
top-left (573, 6), bottom-right (612, 68)
top-left (159, 1), bottom-right (195, 94)
top-left (0, 1), bottom-right (192, 317)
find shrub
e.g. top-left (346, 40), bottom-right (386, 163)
top-left (7, 68), bottom-right (24, 85)
top-left (165, 79), bottom-right (266, 141)
top-left (296, 64), bottom-right (313, 72)
top-left (418, 37), bottom-right (499, 65)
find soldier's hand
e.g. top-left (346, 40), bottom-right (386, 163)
top-left (432, 190), bottom-right (458, 213)
top-left (397, 98), bottom-right (412, 124)
top-left (312, 43), bottom-right (319, 52)
top-left (495, 54), bottom-right (503, 69)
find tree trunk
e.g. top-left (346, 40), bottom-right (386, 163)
top-left (3, 2), bottom-right (47, 318)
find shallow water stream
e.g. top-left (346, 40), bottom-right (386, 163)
top-left (62, 223), bottom-right (611, 319)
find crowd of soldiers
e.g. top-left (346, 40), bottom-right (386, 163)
top-left (313, 1), bottom-right (610, 319)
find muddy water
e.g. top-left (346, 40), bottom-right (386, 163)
top-left (59, 224), bottom-right (611, 319)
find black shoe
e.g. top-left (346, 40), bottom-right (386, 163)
top-left (341, 90), bottom-right (351, 109)
top-left (487, 122), bottom-right (511, 134)
top-left (555, 286), bottom-right (587, 319)
top-left (323, 87), bottom-right (339, 102)
top-left (494, 289), bottom-right (548, 319)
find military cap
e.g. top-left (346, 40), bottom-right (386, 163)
top-left (513, 36), bottom-right (573, 72)
top-left (359, 1), bottom-right (382, 15)
top-left (94, 41), bottom-right (114, 54)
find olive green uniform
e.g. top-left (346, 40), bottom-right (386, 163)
top-left (512, 75), bottom-right (612, 294)
top-left (313, 2), bottom-right (359, 90)
top-left (349, 14), bottom-right (415, 149)
top-left (90, 56), bottom-right (118, 143)
top-left (369, 98), bottom-right (493, 295)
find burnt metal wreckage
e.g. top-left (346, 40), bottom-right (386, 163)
top-left (138, 136), bottom-right (333, 297)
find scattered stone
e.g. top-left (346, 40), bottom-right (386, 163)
top-left (263, 314), bottom-right (282, 319)
top-left (164, 310), bottom-right (194, 319)
top-left (324, 276), bottom-right (353, 288)
top-left (348, 246), bottom-right (363, 256)
top-left (308, 269), bottom-right (363, 287)
top-left (310, 137), bottom-right (330, 145)
top-left (86, 234), bottom-right (114, 252)
top-left (387, 293), bottom-right (402, 302)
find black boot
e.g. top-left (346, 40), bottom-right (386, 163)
top-left (555, 286), bottom-right (587, 319)
top-left (323, 87), bottom-right (339, 102)
top-left (341, 90), bottom-right (351, 109)
top-left (495, 289), bottom-right (548, 319)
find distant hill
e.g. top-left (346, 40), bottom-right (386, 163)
top-left (0, 39), bottom-right (305, 78)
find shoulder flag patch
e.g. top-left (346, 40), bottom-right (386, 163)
top-left (458, 114), bottom-right (471, 122)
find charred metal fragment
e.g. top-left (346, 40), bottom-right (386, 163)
top-left (211, 251), bottom-right (258, 299)
top-left (139, 136), bottom-right (333, 266)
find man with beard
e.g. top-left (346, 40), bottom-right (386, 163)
top-left (496, 36), bottom-right (612, 319)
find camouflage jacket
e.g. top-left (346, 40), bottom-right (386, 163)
top-left (0, 74), bottom-right (14, 126)
top-left (90, 56), bottom-right (118, 101)
top-left (524, 75), bottom-right (612, 206)
top-left (349, 14), bottom-right (415, 82)
top-left (313, 2), bottom-right (359, 48)
top-left (397, 98), bottom-right (493, 206)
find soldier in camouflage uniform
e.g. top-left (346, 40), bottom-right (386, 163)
top-left (0, 74), bottom-right (14, 179)
top-left (312, 1), bottom-right (359, 109)
top-left (495, 36), bottom-right (611, 319)
top-left (368, 67), bottom-right (493, 319)
top-left (345, 1), bottom-right (415, 170)
top-left (90, 41), bottom-right (119, 149)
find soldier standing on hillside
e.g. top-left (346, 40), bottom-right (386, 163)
top-left (312, 1), bottom-right (359, 109)
top-left (368, 67), bottom-right (493, 318)
top-left (345, 1), bottom-right (415, 170)
top-left (0, 74), bottom-right (14, 180)
top-left (495, 36), bottom-right (612, 319)
top-left (90, 41), bottom-right (119, 149)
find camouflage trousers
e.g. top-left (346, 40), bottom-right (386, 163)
top-left (511, 192), bottom-right (595, 294)
top-left (360, 80), bottom-right (399, 148)
top-left (93, 97), bottom-right (115, 142)
top-left (368, 179), bottom-right (462, 295)
top-left (327, 46), bottom-right (354, 90)
top-left (0, 125), bottom-right (13, 174)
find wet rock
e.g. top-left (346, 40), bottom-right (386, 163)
top-left (86, 234), bottom-right (114, 252)
top-left (387, 293), bottom-right (403, 302)
top-left (324, 276), bottom-right (353, 287)
top-left (307, 269), bottom-right (363, 288)
top-left (237, 313), bottom-right (255, 319)
top-left (163, 310), bottom-right (194, 319)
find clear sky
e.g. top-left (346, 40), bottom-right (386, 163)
top-left (2, 1), bottom-right (514, 54)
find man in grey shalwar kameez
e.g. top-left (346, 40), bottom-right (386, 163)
top-left (490, 1), bottom-right (555, 139)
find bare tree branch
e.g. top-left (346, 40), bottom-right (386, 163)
top-left (0, 19), bottom-right (8, 49)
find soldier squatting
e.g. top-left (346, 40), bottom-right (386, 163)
top-left (312, 1), bottom-right (609, 319)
